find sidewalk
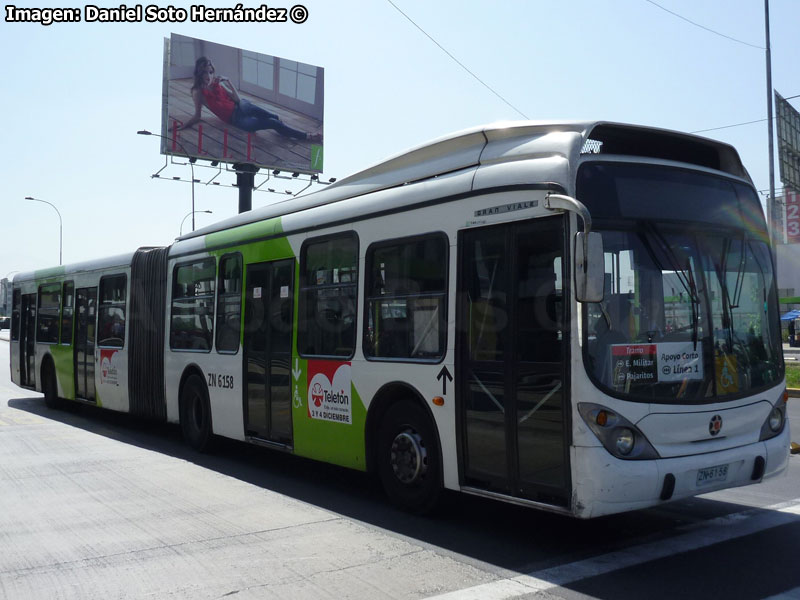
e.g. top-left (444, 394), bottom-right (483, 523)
top-left (0, 330), bottom-right (8, 342)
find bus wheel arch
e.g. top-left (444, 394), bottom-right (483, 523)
top-left (41, 354), bottom-right (62, 409)
top-left (179, 366), bottom-right (213, 452)
top-left (367, 382), bottom-right (443, 513)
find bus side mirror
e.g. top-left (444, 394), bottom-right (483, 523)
top-left (575, 232), bottom-right (604, 303)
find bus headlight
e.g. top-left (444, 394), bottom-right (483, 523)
top-left (759, 395), bottom-right (786, 441)
top-left (769, 407), bottom-right (783, 432)
top-left (578, 403), bottom-right (660, 460)
top-left (615, 428), bottom-right (635, 455)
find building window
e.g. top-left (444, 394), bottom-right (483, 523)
top-left (299, 233), bottom-right (358, 357)
top-left (98, 275), bottom-right (127, 348)
top-left (171, 259), bottom-right (215, 351)
top-left (36, 283), bottom-right (61, 344)
top-left (279, 59), bottom-right (317, 104)
top-left (242, 50), bottom-right (274, 90)
top-left (216, 254), bottom-right (242, 353)
top-left (364, 234), bottom-right (448, 361)
top-left (170, 36), bottom-right (195, 68)
top-left (61, 281), bottom-right (74, 345)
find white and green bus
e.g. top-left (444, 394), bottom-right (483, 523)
top-left (10, 121), bottom-right (789, 518)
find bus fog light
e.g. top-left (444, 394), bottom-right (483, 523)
top-left (769, 407), bottom-right (783, 432)
top-left (615, 428), bottom-right (635, 455)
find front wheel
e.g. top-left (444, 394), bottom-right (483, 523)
top-left (180, 374), bottom-right (213, 452)
top-left (377, 400), bottom-right (442, 514)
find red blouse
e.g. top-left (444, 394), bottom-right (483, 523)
top-left (201, 81), bottom-right (235, 124)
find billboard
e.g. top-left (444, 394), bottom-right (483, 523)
top-left (162, 34), bottom-right (324, 173)
top-left (776, 91), bottom-right (800, 194)
top-left (784, 189), bottom-right (800, 244)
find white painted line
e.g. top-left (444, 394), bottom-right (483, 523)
top-left (763, 586), bottom-right (800, 600)
top-left (425, 500), bottom-right (800, 600)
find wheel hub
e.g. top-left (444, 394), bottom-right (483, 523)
top-left (390, 429), bottom-right (427, 484)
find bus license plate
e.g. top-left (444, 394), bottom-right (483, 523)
top-left (696, 464), bottom-right (729, 486)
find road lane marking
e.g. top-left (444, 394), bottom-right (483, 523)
top-left (763, 586), bottom-right (800, 600)
top-left (425, 499), bottom-right (800, 600)
top-left (0, 412), bottom-right (47, 426)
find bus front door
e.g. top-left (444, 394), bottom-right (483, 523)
top-left (243, 259), bottom-right (295, 445)
top-left (458, 217), bottom-right (570, 507)
top-left (74, 287), bottom-right (97, 401)
top-left (20, 294), bottom-right (36, 388)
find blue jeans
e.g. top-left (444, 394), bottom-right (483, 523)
top-left (232, 99), bottom-right (306, 139)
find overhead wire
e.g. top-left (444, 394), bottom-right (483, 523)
top-left (691, 94), bottom-right (799, 133)
top-left (384, 0), bottom-right (529, 119)
top-left (691, 118), bottom-right (770, 134)
top-left (643, 0), bottom-right (765, 50)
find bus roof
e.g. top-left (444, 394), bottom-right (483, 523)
top-left (13, 250), bottom-right (141, 284)
top-left (178, 120), bottom-right (750, 243)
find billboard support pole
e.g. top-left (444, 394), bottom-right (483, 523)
top-left (235, 163), bottom-right (258, 213)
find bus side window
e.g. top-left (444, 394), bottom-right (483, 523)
top-left (216, 254), bottom-right (242, 353)
top-left (170, 259), bottom-right (215, 352)
top-left (11, 289), bottom-right (21, 341)
top-left (364, 233), bottom-right (448, 361)
top-left (37, 283), bottom-right (61, 344)
top-left (299, 233), bottom-right (358, 358)
top-left (98, 275), bottom-right (127, 348)
top-left (61, 281), bottom-right (74, 345)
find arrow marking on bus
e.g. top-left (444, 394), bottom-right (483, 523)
top-left (437, 366), bottom-right (453, 395)
top-left (292, 358), bottom-right (302, 381)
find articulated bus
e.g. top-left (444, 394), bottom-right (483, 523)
top-left (10, 121), bottom-right (789, 518)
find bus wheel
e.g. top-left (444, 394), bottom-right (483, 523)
top-left (180, 374), bottom-right (213, 452)
top-left (43, 362), bottom-right (62, 410)
top-left (377, 400), bottom-right (441, 514)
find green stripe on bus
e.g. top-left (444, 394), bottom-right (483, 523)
top-left (34, 266), bottom-right (66, 280)
top-left (51, 345), bottom-right (75, 400)
top-left (205, 216), bottom-right (284, 250)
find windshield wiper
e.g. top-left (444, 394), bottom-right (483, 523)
top-left (713, 235), bottom-right (747, 352)
top-left (730, 233), bottom-right (747, 309)
top-left (643, 224), bottom-right (701, 349)
top-left (686, 258), bottom-right (699, 350)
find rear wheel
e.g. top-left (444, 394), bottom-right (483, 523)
top-left (42, 362), bottom-right (63, 410)
top-left (180, 374), bottom-right (213, 452)
top-left (377, 400), bottom-right (442, 514)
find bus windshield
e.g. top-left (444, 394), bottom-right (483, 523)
top-left (577, 162), bottom-right (783, 403)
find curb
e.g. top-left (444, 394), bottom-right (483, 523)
top-left (788, 388), bottom-right (800, 398)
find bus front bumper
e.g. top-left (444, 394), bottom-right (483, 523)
top-left (571, 425), bottom-right (790, 519)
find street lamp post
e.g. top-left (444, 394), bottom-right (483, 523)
top-left (24, 197), bottom-right (62, 265)
top-left (180, 210), bottom-right (212, 236)
top-left (137, 129), bottom-right (197, 232)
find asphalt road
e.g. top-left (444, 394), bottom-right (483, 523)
top-left (1, 333), bottom-right (799, 600)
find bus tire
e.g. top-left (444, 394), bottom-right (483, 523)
top-left (377, 400), bottom-right (441, 514)
top-left (42, 361), bottom-right (63, 410)
top-left (180, 374), bottom-right (213, 452)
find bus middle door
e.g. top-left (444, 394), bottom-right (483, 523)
top-left (243, 259), bottom-right (295, 446)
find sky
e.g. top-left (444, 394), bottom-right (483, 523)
top-left (0, 0), bottom-right (798, 284)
